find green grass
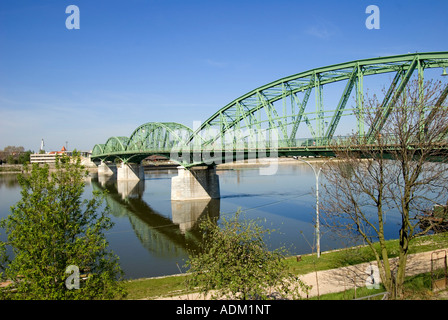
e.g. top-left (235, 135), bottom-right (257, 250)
top-left (286, 232), bottom-right (448, 276)
top-left (123, 232), bottom-right (448, 300)
top-left (310, 273), bottom-right (442, 300)
top-left (320, 272), bottom-right (448, 300)
top-left (0, 166), bottom-right (23, 172)
top-left (123, 274), bottom-right (192, 300)
top-left (311, 285), bottom-right (388, 300)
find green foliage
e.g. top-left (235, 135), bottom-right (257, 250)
top-left (185, 211), bottom-right (310, 300)
top-left (0, 238), bottom-right (5, 273)
top-left (123, 275), bottom-right (190, 300)
top-left (0, 154), bottom-right (126, 300)
top-left (1, 146), bottom-right (31, 165)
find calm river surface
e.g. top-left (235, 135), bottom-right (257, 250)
top-left (0, 161), bottom-right (403, 280)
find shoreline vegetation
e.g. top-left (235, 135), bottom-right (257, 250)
top-left (124, 232), bottom-right (448, 300)
top-left (0, 156), bottom-right (333, 174)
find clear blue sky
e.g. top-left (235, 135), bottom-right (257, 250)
top-left (0, 0), bottom-right (447, 152)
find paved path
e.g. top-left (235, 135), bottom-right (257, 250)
top-left (156, 248), bottom-right (448, 300)
top-left (300, 248), bottom-right (447, 298)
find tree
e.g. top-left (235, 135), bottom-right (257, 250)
top-left (185, 211), bottom-right (310, 300)
top-left (6, 155), bottom-right (16, 165)
top-left (0, 146), bottom-right (31, 165)
top-left (0, 154), bottom-right (126, 299)
top-left (3, 146), bottom-right (25, 155)
top-left (17, 151), bottom-right (32, 165)
top-left (321, 79), bottom-right (448, 298)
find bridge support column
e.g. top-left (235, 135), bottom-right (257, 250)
top-left (117, 163), bottom-right (145, 181)
top-left (171, 166), bottom-right (220, 200)
top-left (98, 161), bottom-right (117, 176)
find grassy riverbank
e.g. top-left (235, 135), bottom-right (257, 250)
top-left (122, 232), bottom-right (448, 300)
top-left (0, 165), bottom-right (23, 173)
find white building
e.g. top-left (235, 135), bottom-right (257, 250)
top-left (30, 146), bottom-right (69, 164)
top-left (30, 153), bottom-right (58, 164)
top-left (30, 147), bottom-right (93, 165)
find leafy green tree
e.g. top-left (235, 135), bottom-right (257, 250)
top-left (0, 238), bottom-right (5, 273)
top-left (0, 154), bottom-right (126, 299)
top-left (185, 211), bottom-right (310, 300)
top-left (6, 155), bottom-right (16, 165)
top-left (17, 151), bottom-right (32, 165)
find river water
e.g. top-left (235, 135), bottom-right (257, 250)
top-left (0, 161), bottom-right (403, 280)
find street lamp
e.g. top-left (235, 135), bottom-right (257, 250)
top-left (293, 156), bottom-right (333, 258)
top-left (442, 67), bottom-right (447, 76)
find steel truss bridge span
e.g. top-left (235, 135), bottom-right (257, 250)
top-left (92, 52), bottom-right (448, 167)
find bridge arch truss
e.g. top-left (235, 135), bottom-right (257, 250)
top-left (92, 122), bottom-right (195, 163)
top-left (92, 52), bottom-right (448, 165)
top-left (189, 52), bottom-right (448, 150)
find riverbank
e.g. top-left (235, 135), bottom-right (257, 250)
top-left (141, 156), bottom-right (332, 171)
top-left (2, 234), bottom-right (446, 299)
top-left (0, 164), bottom-right (23, 174)
top-left (124, 232), bottom-right (448, 300)
top-left (150, 248), bottom-right (448, 300)
top-left (216, 156), bottom-right (327, 169)
top-left (0, 156), bottom-right (332, 175)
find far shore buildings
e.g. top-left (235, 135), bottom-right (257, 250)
top-left (29, 147), bottom-right (170, 166)
top-left (30, 146), bottom-right (92, 165)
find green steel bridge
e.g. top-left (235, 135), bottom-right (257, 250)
top-left (92, 52), bottom-right (448, 168)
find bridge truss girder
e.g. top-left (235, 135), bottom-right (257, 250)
top-left (92, 122), bottom-right (195, 163)
top-left (91, 52), bottom-right (448, 166)
top-left (190, 52), bottom-right (448, 150)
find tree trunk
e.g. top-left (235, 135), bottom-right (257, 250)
top-left (395, 228), bottom-right (409, 298)
top-left (379, 242), bottom-right (394, 294)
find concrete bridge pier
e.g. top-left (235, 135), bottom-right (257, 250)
top-left (117, 163), bottom-right (145, 181)
top-left (98, 161), bottom-right (117, 176)
top-left (171, 166), bottom-right (220, 201)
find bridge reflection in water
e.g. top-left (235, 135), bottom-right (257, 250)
top-left (91, 174), bottom-right (220, 278)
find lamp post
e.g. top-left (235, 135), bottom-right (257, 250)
top-left (293, 156), bottom-right (333, 258)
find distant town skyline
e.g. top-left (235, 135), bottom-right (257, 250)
top-left (1, 0), bottom-right (447, 152)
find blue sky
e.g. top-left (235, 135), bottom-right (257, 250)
top-left (0, 0), bottom-right (447, 152)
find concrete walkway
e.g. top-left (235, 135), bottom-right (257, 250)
top-left (299, 248), bottom-right (447, 298)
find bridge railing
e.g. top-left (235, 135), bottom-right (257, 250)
top-left (92, 131), bottom-right (448, 160)
top-left (92, 135), bottom-right (389, 158)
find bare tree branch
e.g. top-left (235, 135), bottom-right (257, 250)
top-left (321, 78), bottom-right (448, 298)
